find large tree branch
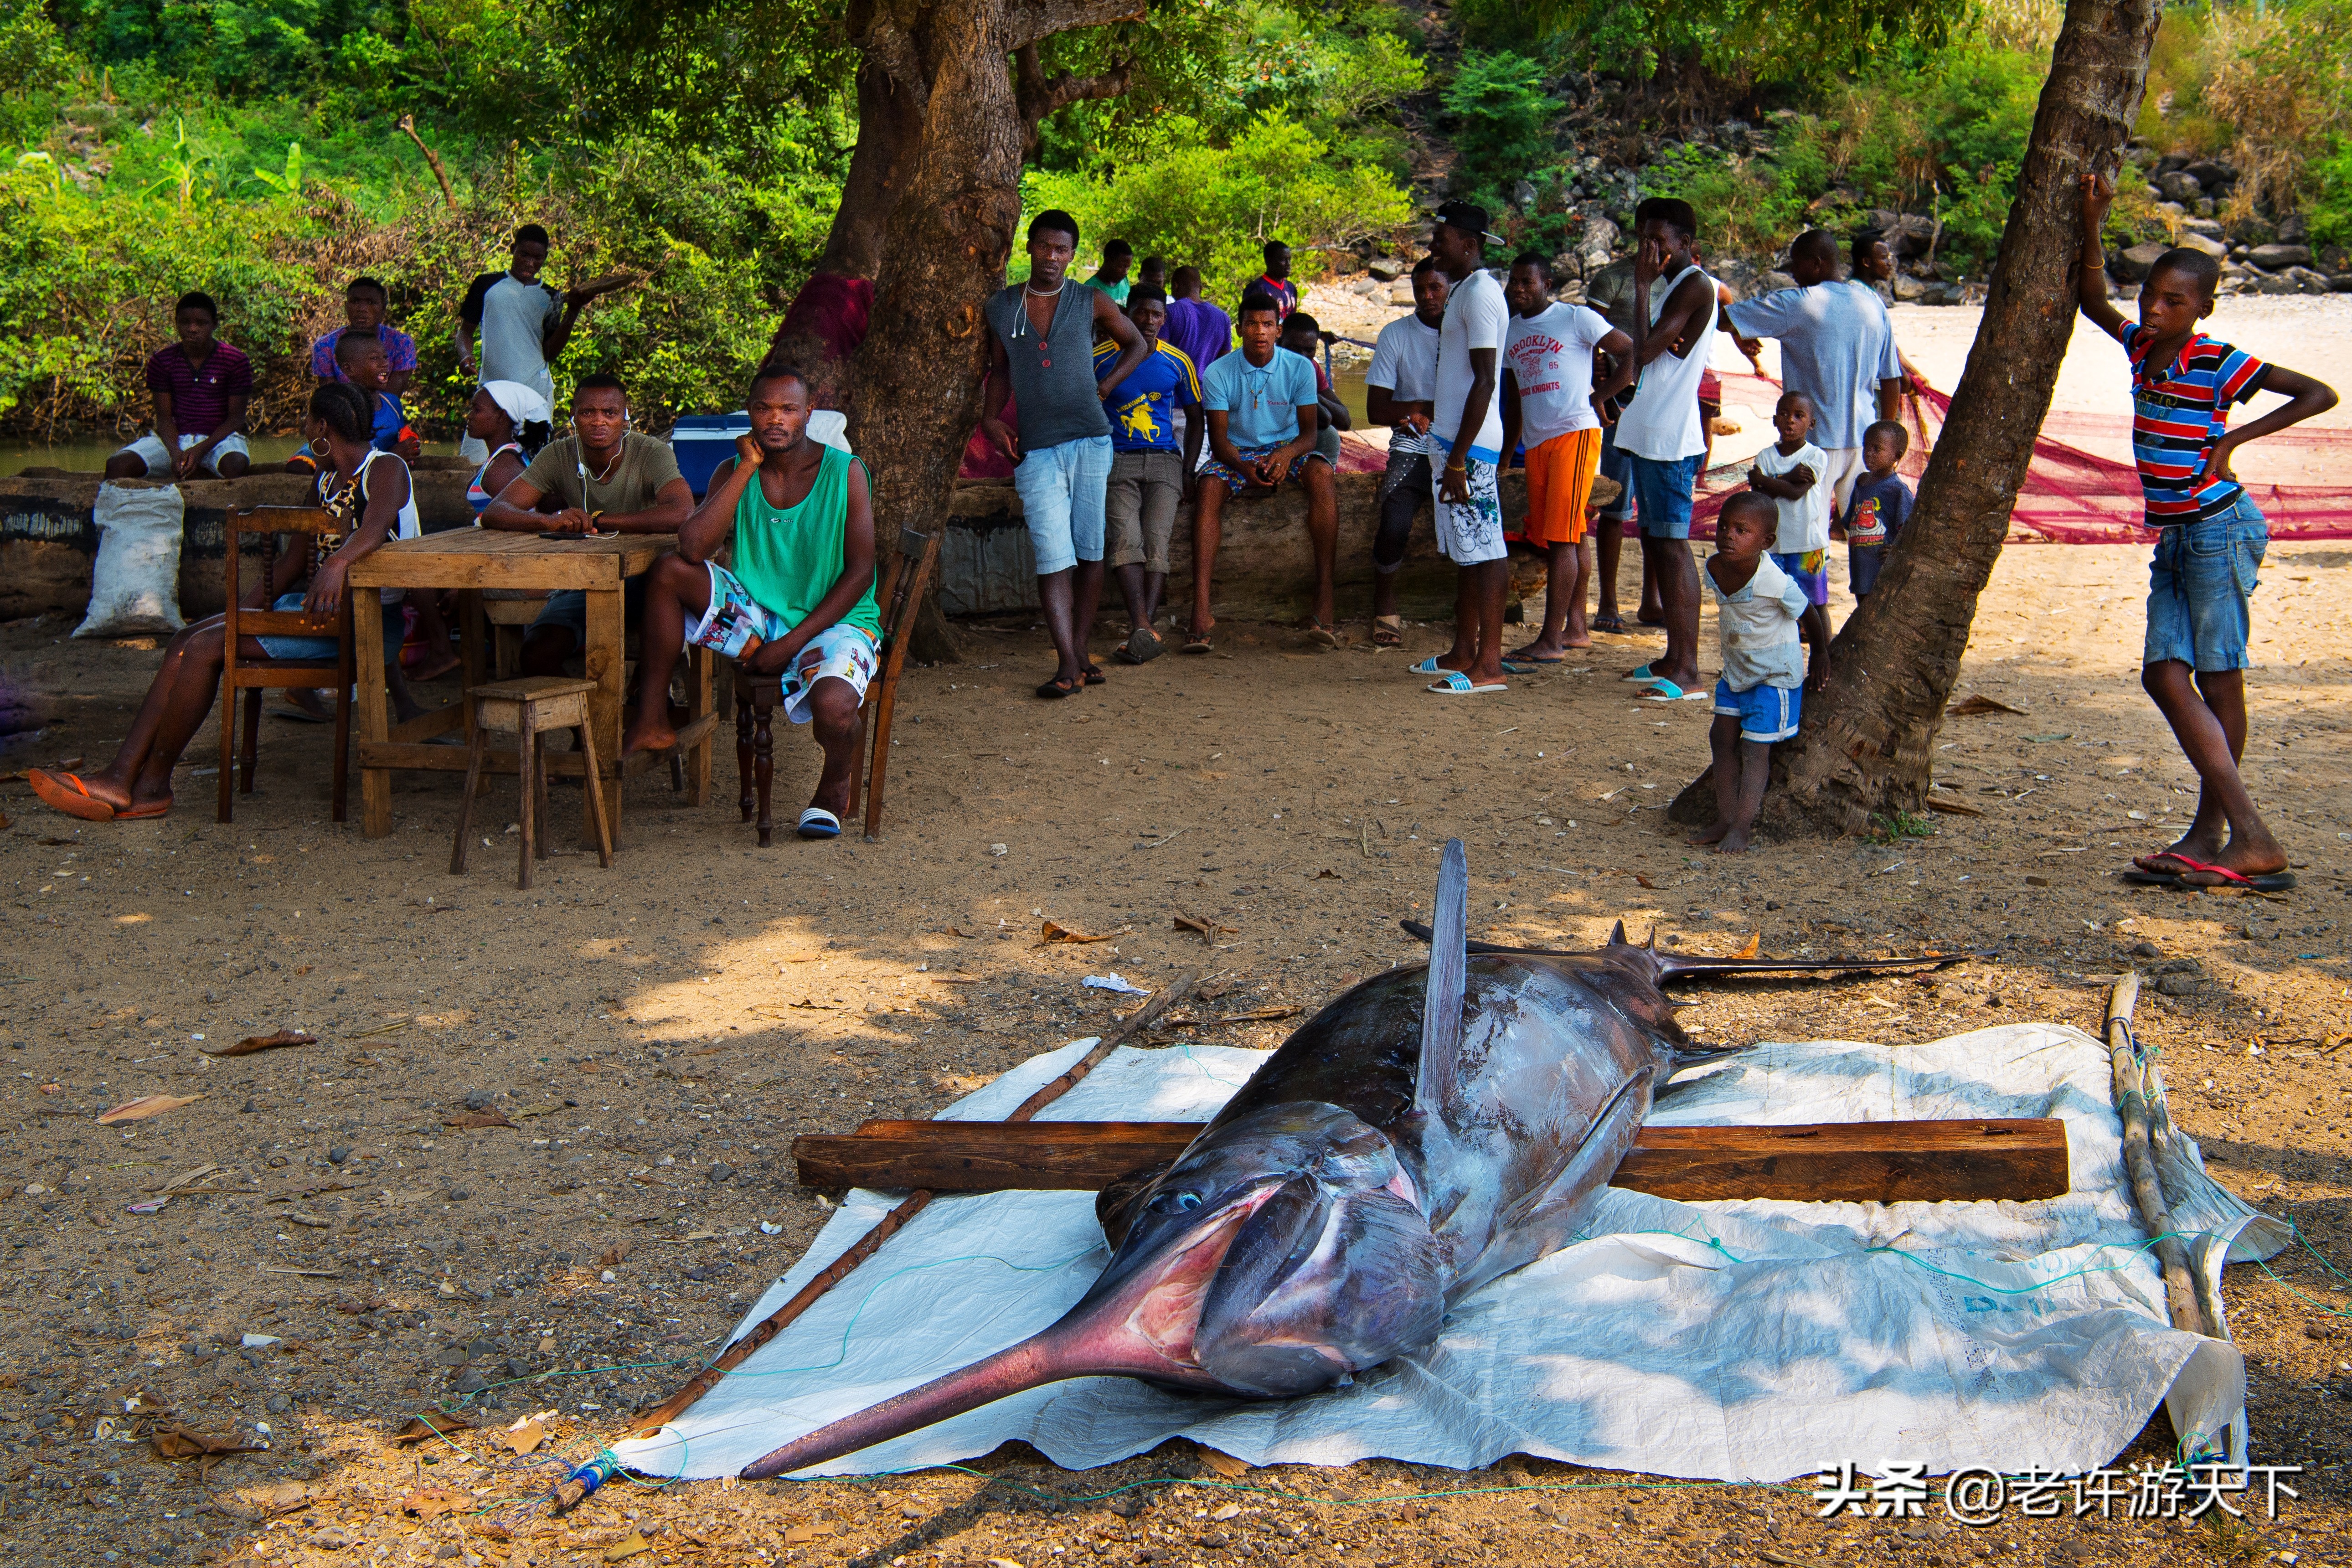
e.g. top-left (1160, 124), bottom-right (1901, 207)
top-left (1015, 42), bottom-right (1133, 156)
top-left (1005, 0), bottom-right (1144, 52)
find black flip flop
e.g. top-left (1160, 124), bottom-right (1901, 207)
top-left (1083, 664), bottom-right (1105, 686)
top-left (1035, 675), bottom-right (1078, 700)
top-left (1590, 614), bottom-right (1628, 635)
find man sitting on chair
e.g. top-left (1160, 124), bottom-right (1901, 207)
top-left (622, 364), bottom-right (879, 840)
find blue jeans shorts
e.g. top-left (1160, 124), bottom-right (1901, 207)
top-left (1713, 679), bottom-right (1802, 743)
top-left (530, 576), bottom-right (649, 643)
top-left (2145, 493), bottom-right (2267, 672)
top-left (1596, 424), bottom-right (1635, 523)
top-left (1627, 452), bottom-right (1700, 540)
top-left (255, 591), bottom-right (402, 662)
top-left (1014, 435), bottom-right (1113, 577)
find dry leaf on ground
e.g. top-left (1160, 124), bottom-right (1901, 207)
top-left (1730, 933), bottom-right (1762, 959)
top-left (784, 1524), bottom-right (839, 1545)
top-left (203, 1029), bottom-right (316, 1058)
top-left (150, 1424), bottom-right (263, 1461)
top-left (391, 1410), bottom-right (475, 1444)
top-left (502, 1417), bottom-right (548, 1455)
top-left (399, 1486), bottom-right (473, 1518)
top-left (1198, 1448), bottom-right (1250, 1479)
top-left (601, 1532), bottom-right (651, 1563)
top-left (1039, 919), bottom-right (1118, 944)
top-left (1172, 912), bottom-right (1236, 938)
top-left (1949, 693), bottom-right (2027, 717)
top-left (97, 1093), bottom-right (203, 1124)
top-left (442, 1110), bottom-right (518, 1130)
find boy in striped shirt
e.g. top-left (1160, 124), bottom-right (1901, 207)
top-left (2078, 173), bottom-right (2337, 891)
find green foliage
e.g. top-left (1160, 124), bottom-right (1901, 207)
top-left (1441, 51), bottom-right (1559, 211)
top-left (1025, 110), bottom-right (1415, 299)
top-left (1480, 0), bottom-right (1970, 91)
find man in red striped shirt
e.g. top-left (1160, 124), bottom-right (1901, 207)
top-left (2077, 173), bottom-right (2336, 892)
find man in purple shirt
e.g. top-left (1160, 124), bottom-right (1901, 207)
top-left (1161, 267), bottom-right (1233, 381)
top-left (106, 292), bottom-right (253, 480)
top-left (309, 277), bottom-right (417, 396)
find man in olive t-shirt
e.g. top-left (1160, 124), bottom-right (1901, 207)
top-left (479, 372), bottom-right (694, 676)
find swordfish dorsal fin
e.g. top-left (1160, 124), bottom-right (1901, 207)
top-left (1417, 838), bottom-right (1470, 1116)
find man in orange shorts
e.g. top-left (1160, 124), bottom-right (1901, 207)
top-left (1501, 253), bottom-right (1630, 659)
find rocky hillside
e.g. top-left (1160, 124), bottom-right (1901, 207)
top-left (2115, 149), bottom-right (2350, 295)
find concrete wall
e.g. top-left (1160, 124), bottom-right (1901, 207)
top-left (0, 462), bottom-right (1532, 627)
top-left (0, 466), bottom-right (478, 621)
top-left (941, 468), bottom-right (1530, 622)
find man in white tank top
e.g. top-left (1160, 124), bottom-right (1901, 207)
top-left (1594, 197), bottom-right (1717, 700)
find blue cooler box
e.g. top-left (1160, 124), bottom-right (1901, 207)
top-left (669, 412), bottom-right (751, 498)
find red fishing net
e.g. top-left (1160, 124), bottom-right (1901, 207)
top-left (1689, 367), bottom-right (2352, 543)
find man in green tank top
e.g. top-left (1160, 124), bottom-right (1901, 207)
top-left (624, 365), bottom-right (881, 839)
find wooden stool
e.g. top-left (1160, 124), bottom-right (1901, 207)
top-left (449, 676), bottom-right (613, 889)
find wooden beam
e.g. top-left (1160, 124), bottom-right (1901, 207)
top-left (793, 1117), bottom-right (2070, 1205)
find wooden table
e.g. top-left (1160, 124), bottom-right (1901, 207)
top-left (347, 531), bottom-right (716, 842)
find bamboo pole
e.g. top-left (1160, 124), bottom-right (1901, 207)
top-left (2107, 971), bottom-right (2206, 1337)
top-left (619, 970), bottom-right (1203, 1444)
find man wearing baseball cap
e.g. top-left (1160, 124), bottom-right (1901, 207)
top-left (1417, 199), bottom-right (1515, 694)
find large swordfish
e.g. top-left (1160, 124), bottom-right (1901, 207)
top-left (742, 841), bottom-right (1941, 1479)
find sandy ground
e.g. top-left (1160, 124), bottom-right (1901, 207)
top-left (1, 512), bottom-right (2347, 1566)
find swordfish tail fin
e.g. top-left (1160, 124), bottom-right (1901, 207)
top-left (1396, 920), bottom-right (1961, 981)
top-left (1416, 839), bottom-right (1470, 1115)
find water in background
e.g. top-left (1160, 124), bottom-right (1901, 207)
top-left (2, 437), bottom-right (462, 478)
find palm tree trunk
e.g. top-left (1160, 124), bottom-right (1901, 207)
top-left (1670, 0), bottom-right (2165, 835)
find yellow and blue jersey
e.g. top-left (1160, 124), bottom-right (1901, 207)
top-left (1093, 340), bottom-right (1202, 454)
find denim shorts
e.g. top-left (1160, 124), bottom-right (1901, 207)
top-left (255, 591), bottom-right (402, 662)
top-left (2145, 493), bottom-right (2267, 672)
top-left (530, 576), bottom-right (649, 643)
top-left (1627, 452), bottom-right (1700, 540)
top-left (1713, 678), bottom-right (1802, 743)
top-left (1014, 435), bottom-right (1113, 577)
top-left (1595, 424), bottom-right (1635, 522)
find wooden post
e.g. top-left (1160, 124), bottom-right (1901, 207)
top-left (2107, 971), bottom-right (2206, 1337)
top-left (621, 970), bottom-right (1203, 1442)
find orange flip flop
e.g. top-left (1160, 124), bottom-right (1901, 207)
top-left (115, 798), bottom-right (173, 820)
top-left (29, 770), bottom-right (118, 822)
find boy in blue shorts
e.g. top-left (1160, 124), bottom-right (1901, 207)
top-left (1692, 493), bottom-right (1819, 852)
top-left (1841, 419), bottom-right (1913, 600)
top-left (2078, 173), bottom-right (2337, 890)
top-left (1094, 285), bottom-right (1204, 662)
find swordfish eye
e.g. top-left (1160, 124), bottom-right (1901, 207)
top-left (1150, 1189), bottom-right (1206, 1216)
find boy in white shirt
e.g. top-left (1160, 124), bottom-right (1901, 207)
top-left (1501, 252), bottom-right (1629, 660)
top-left (1745, 392), bottom-right (1833, 643)
top-left (1692, 494), bottom-right (1822, 853)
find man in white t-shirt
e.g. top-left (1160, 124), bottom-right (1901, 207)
top-left (1594, 197), bottom-right (1718, 700)
top-left (1418, 201), bottom-right (1512, 695)
top-left (1719, 229), bottom-right (1903, 515)
top-left (1501, 252), bottom-right (1629, 660)
top-left (1364, 258), bottom-right (1449, 647)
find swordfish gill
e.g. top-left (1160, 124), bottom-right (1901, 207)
top-left (741, 840), bottom-right (1944, 1478)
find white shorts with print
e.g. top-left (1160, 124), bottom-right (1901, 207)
top-left (1431, 455), bottom-right (1506, 565)
top-left (117, 430), bottom-right (251, 476)
top-left (685, 562), bottom-right (877, 727)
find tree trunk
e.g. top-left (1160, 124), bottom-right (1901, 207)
top-left (1669, 0), bottom-right (2163, 837)
top-left (835, 0), bottom-right (1143, 664)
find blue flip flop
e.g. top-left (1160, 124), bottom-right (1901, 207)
top-left (1410, 655), bottom-right (1446, 675)
top-left (1621, 663), bottom-right (1666, 685)
top-left (797, 807), bottom-right (843, 840)
top-left (1640, 680), bottom-right (1710, 701)
top-left (1500, 660), bottom-right (1540, 676)
top-left (1427, 671), bottom-right (1507, 695)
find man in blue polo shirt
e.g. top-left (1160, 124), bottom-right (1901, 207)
top-left (1093, 286), bottom-right (1203, 664)
top-left (1189, 290), bottom-right (1338, 651)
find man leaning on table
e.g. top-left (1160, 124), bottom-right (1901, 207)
top-left (478, 371), bottom-right (693, 677)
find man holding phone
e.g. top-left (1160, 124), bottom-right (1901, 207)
top-left (479, 372), bottom-right (693, 676)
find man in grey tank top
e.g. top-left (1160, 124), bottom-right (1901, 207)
top-left (981, 211), bottom-right (1150, 700)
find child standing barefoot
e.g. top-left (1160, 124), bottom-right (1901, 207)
top-left (2077, 172), bottom-right (2337, 890)
top-left (1692, 494), bottom-right (1821, 852)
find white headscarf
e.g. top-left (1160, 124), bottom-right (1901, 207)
top-left (479, 379), bottom-right (552, 434)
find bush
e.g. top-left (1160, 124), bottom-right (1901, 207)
top-left (1441, 51), bottom-right (1559, 209)
top-left (1023, 110), bottom-right (1417, 301)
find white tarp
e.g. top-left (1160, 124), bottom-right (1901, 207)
top-left (615, 1024), bottom-right (2281, 1483)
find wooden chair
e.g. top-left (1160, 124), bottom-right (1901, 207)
top-left (449, 676), bottom-right (614, 889)
top-left (218, 506), bottom-right (355, 824)
top-left (735, 526), bottom-right (940, 846)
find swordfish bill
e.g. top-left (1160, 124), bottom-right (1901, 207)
top-left (738, 840), bottom-right (1912, 1480)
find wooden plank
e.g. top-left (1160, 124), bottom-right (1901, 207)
top-left (348, 553), bottom-right (627, 592)
top-left (582, 585), bottom-right (625, 849)
top-left (791, 1118), bottom-right (2070, 1205)
top-left (358, 738), bottom-right (673, 778)
top-left (355, 583), bottom-right (392, 836)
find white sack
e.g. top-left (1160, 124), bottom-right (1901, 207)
top-left (75, 482), bottom-right (186, 638)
